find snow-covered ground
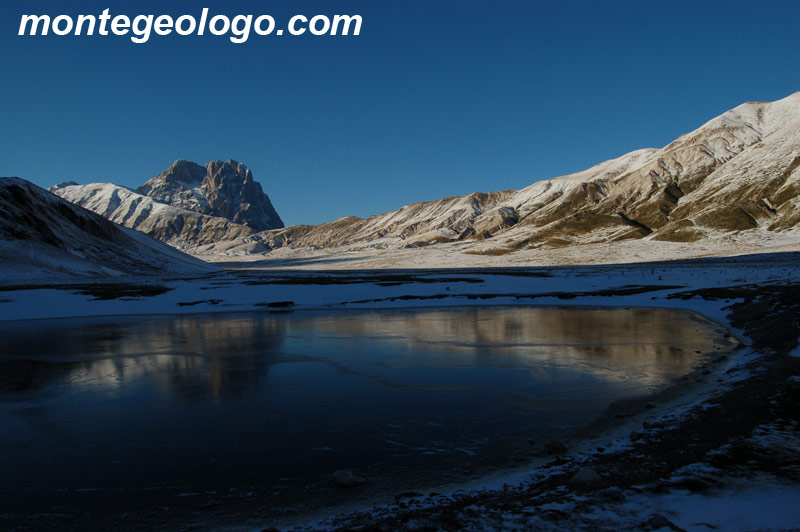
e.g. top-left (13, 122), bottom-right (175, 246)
top-left (0, 250), bottom-right (795, 325)
top-left (201, 229), bottom-right (800, 271)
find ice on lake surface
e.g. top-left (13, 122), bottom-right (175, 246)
top-left (0, 306), bottom-right (720, 520)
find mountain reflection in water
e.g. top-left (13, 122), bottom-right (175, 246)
top-left (0, 307), bottom-right (713, 401)
top-left (0, 306), bottom-right (722, 520)
top-left (0, 315), bottom-right (286, 399)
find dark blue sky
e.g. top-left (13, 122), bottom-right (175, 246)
top-left (2, 1), bottom-right (798, 226)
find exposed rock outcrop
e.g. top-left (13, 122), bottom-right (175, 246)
top-left (138, 159), bottom-right (283, 231)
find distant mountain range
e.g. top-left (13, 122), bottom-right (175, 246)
top-left (59, 93), bottom-right (800, 259)
top-left (3, 92), bottom-right (798, 274)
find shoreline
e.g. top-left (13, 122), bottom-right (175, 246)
top-left (278, 280), bottom-right (800, 532)
top-left (270, 310), bottom-right (742, 531)
top-left (0, 254), bottom-right (798, 531)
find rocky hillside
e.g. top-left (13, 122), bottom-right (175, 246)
top-left (52, 159), bottom-right (282, 250)
top-left (230, 92), bottom-right (798, 256)
top-left (53, 183), bottom-right (258, 250)
top-left (51, 93), bottom-right (800, 260)
top-left (0, 178), bottom-right (215, 278)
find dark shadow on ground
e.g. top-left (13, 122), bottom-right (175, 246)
top-left (214, 255), bottom-right (366, 268)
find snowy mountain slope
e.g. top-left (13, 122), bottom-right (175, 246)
top-left (49, 93), bottom-right (800, 260)
top-left (138, 159), bottom-right (283, 231)
top-left (250, 189), bottom-right (519, 251)
top-left (228, 91), bottom-right (800, 255)
top-left (53, 182), bottom-right (258, 250)
top-left (0, 178), bottom-right (215, 278)
top-left (653, 112), bottom-right (800, 241)
top-left (477, 93), bottom-right (800, 249)
top-left (51, 159), bottom-right (283, 250)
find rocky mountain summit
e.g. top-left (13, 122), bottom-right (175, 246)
top-left (52, 159), bottom-right (282, 250)
top-left (138, 159), bottom-right (283, 231)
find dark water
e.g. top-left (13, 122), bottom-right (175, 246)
top-left (0, 306), bottom-right (719, 526)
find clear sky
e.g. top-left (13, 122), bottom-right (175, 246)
top-left (1, 1), bottom-right (798, 226)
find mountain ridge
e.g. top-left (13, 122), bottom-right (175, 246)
top-left (52, 159), bottom-right (282, 250)
top-left (0, 178), bottom-right (215, 278)
top-left (205, 91), bottom-right (797, 257)
top-left (51, 92), bottom-right (800, 261)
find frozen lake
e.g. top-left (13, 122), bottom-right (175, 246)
top-left (0, 306), bottom-right (722, 526)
